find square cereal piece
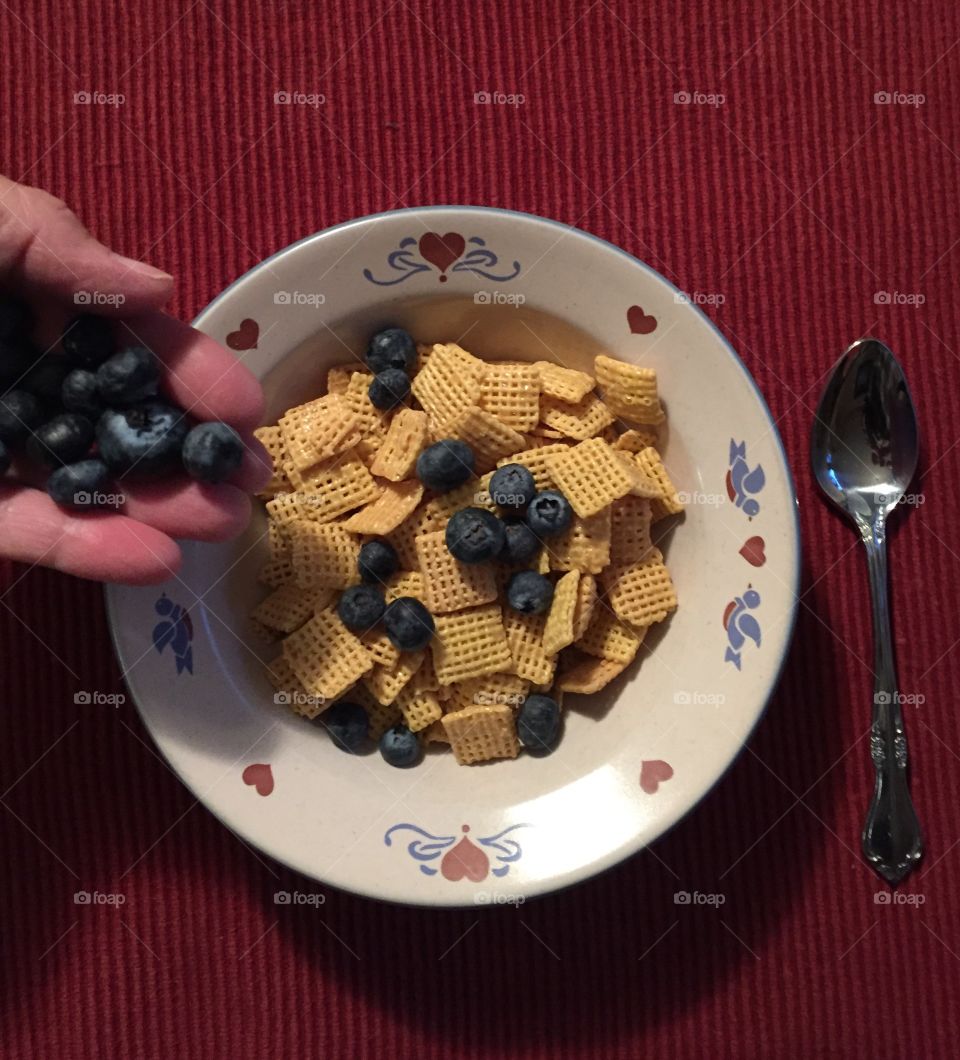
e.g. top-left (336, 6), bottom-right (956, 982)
top-left (278, 393), bottom-right (361, 470)
top-left (572, 573), bottom-right (598, 639)
top-left (540, 392), bottom-right (615, 440)
top-left (265, 490), bottom-right (306, 526)
top-left (548, 509), bottom-right (611, 574)
top-left (542, 570), bottom-right (580, 655)
top-left (534, 361), bottom-right (595, 403)
top-left (576, 604), bottom-right (646, 664)
top-left (478, 362), bottom-right (541, 432)
top-left (442, 405), bottom-right (527, 470)
top-left (253, 425), bottom-right (291, 496)
top-left (384, 569), bottom-right (427, 603)
top-left (268, 519), bottom-right (290, 562)
top-left (415, 529), bottom-right (498, 614)
top-left (251, 584), bottom-right (334, 634)
top-left (360, 628), bottom-right (401, 668)
top-left (433, 604), bottom-right (513, 684)
top-left (634, 447), bottom-right (685, 519)
top-left (289, 520), bottom-right (361, 589)
top-left (396, 685), bottom-right (443, 732)
top-left (369, 409), bottom-right (429, 481)
top-left (441, 703), bottom-right (519, 765)
top-left (609, 496), bottom-right (654, 565)
top-left (294, 451), bottom-right (380, 522)
top-left (602, 547), bottom-right (677, 626)
top-left (342, 371), bottom-right (388, 437)
top-left (327, 362), bottom-right (364, 394)
top-left (411, 343), bottom-right (484, 432)
top-left (594, 355), bottom-right (665, 425)
top-left (423, 472), bottom-right (495, 523)
top-left (362, 650), bottom-right (425, 705)
top-left (557, 651), bottom-right (629, 694)
top-left (545, 437), bottom-right (641, 517)
top-left (387, 504), bottom-right (446, 569)
top-left (258, 556), bottom-right (293, 588)
top-left (282, 609), bottom-right (373, 700)
top-left (612, 427), bottom-right (659, 453)
top-left (341, 479), bottom-right (424, 535)
top-left (496, 442), bottom-right (571, 491)
top-left (504, 610), bottom-right (556, 685)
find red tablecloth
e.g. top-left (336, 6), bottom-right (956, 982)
top-left (2, 2), bottom-right (959, 1057)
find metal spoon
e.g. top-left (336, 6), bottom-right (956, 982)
top-left (811, 337), bottom-right (922, 884)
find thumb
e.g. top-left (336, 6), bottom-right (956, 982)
top-left (0, 175), bottom-right (174, 315)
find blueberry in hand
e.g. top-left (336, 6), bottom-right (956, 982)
top-left (62, 369), bottom-right (102, 418)
top-left (0, 295), bottom-right (33, 341)
top-left (500, 518), bottom-right (540, 565)
top-left (95, 346), bottom-right (160, 405)
top-left (22, 356), bottom-right (69, 404)
top-left (517, 694), bottom-right (561, 755)
top-left (526, 490), bottom-right (573, 537)
top-left (337, 584), bottom-right (386, 632)
top-left (321, 700), bottom-right (370, 754)
top-left (46, 459), bottom-right (112, 508)
top-left (358, 539), bottom-right (398, 584)
top-left (96, 401), bottom-right (188, 478)
top-left (416, 438), bottom-right (475, 492)
top-left (446, 507), bottom-right (505, 564)
top-left (506, 570), bottom-right (554, 615)
top-left (366, 327), bottom-right (415, 374)
top-left (489, 463), bottom-right (536, 510)
top-left (0, 388), bottom-right (43, 443)
top-left (26, 413), bottom-right (95, 468)
top-left (62, 314), bottom-right (115, 368)
top-left (379, 724), bottom-right (422, 768)
top-left (182, 421), bottom-right (244, 483)
top-left (368, 368), bottom-right (410, 410)
top-left (384, 596), bottom-right (435, 651)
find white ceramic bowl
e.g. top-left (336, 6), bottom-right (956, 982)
top-left (106, 207), bottom-right (800, 907)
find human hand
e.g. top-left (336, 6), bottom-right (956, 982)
top-left (0, 175), bottom-right (271, 584)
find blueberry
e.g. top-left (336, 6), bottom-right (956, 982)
top-left (500, 518), bottom-right (541, 565)
top-left (96, 401), bottom-right (188, 478)
top-left (506, 570), bottom-right (554, 615)
top-left (445, 507), bottom-right (505, 564)
top-left (526, 490), bottom-right (573, 537)
top-left (489, 463), bottom-right (536, 510)
top-left (384, 596), bottom-right (435, 651)
top-left (0, 439), bottom-right (9, 476)
top-left (358, 539), bottom-right (399, 584)
top-left (379, 724), bottom-right (422, 768)
top-left (368, 368), bottom-right (410, 410)
top-left (22, 356), bottom-right (69, 404)
top-left (62, 369), bottom-right (102, 418)
top-left (366, 327), bottom-right (415, 373)
top-left (0, 389), bottom-right (43, 443)
top-left (321, 700), bottom-right (369, 754)
top-left (45, 459), bottom-right (112, 509)
top-left (26, 413), bottom-right (95, 468)
top-left (337, 584), bottom-right (386, 632)
top-left (517, 694), bottom-right (561, 755)
top-left (95, 346), bottom-right (160, 405)
top-left (182, 421), bottom-right (244, 483)
top-left (416, 439), bottom-right (475, 492)
top-left (62, 315), bottom-right (115, 368)
top-left (0, 295), bottom-right (33, 341)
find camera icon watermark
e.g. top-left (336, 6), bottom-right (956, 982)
top-left (72, 490), bottom-right (125, 510)
top-left (673, 90), bottom-right (725, 107)
top-left (872, 491), bottom-right (924, 508)
top-left (473, 690), bottom-right (526, 707)
top-left (674, 890), bottom-right (726, 906)
top-left (675, 490), bottom-right (724, 508)
top-left (474, 291), bottom-right (526, 306)
top-left (74, 690), bottom-right (125, 707)
top-left (74, 890), bottom-right (126, 905)
top-left (74, 290), bottom-right (125, 307)
top-left (474, 891), bottom-right (525, 906)
top-left (473, 91), bottom-right (526, 106)
top-left (873, 690), bottom-right (925, 707)
top-left (274, 90), bottom-right (325, 107)
top-left (874, 90), bottom-right (925, 107)
top-left (274, 690), bottom-right (326, 709)
top-left (274, 889), bottom-right (326, 906)
top-left (273, 290), bottom-right (326, 307)
top-left (873, 290), bottom-right (925, 306)
top-left (674, 290), bottom-right (725, 306)
top-left (73, 90), bottom-right (125, 107)
top-left (673, 690), bottom-right (725, 706)
top-left (874, 890), bottom-right (925, 905)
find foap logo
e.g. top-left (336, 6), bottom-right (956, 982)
top-left (674, 290), bottom-right (726, 306)
top-left (474, 891), bottom-right (525, 906)
top-left (274, 690), bottom-right (325, 710)
top-left (74, 290), bottom-right (126, 307)
top-left (274, 290), bottom-right (326, 307)
top-left (73, 490), bottom-right (125, 509)
top-left (74, 690), bottom-right (125, 707)
top-left (673, 90), bottom-right (725, 107)
top-left (874, 691), bottom-right (925, 707)
top-left (474, 291), bottom-right (526, 306)
top-left (274, 890), bottom-right (326, 907)
top-left (274, 90), bottom-right (325, 107)
top-left (74, 890), bottom-right (126, 906)
top-left (874, 891), bottom-right (925, 906)
top-left (676, 490), bottom-right (724, 508)
top-left (474, 690), bottom-right (526, 708)
top-left (874, 91), bottom-right (925, 107)
top-left (474, 91), bottom-right (526, 106)
top-left (73, 90), bottom-right (125, 107)
top-left (673, 690), bottom-right (725, 707)
top-left (874, 291), bottom-right (925, 306)
top-left (674, 890), bottom-right (726, 906)
top-left (872, 491), bottom-right (925, 508)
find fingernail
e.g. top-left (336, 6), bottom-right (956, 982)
top-left (113, 254), bottom-right (173, 282)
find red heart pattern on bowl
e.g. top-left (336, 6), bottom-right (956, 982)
top-left (242, 763), bottom-right (274, 796)
top-left (226, 318), bottom-right (259, 350)
top-left (627, 305), bottom-right (657, 334)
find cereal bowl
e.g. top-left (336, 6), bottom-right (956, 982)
top-left (106, 207), bottom-right (800, 907)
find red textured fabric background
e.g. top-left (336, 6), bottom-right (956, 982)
top-left (1, 2), bottom-right (959, 1057)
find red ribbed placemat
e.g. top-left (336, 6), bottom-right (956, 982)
top-left (2, 2), bottom-right (959, 1057)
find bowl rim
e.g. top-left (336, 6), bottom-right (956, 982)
top-left (105, 205), bottom-right (801, 906)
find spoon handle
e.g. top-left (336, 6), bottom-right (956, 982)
top-left (861, 526), bottom-right (922, 884)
